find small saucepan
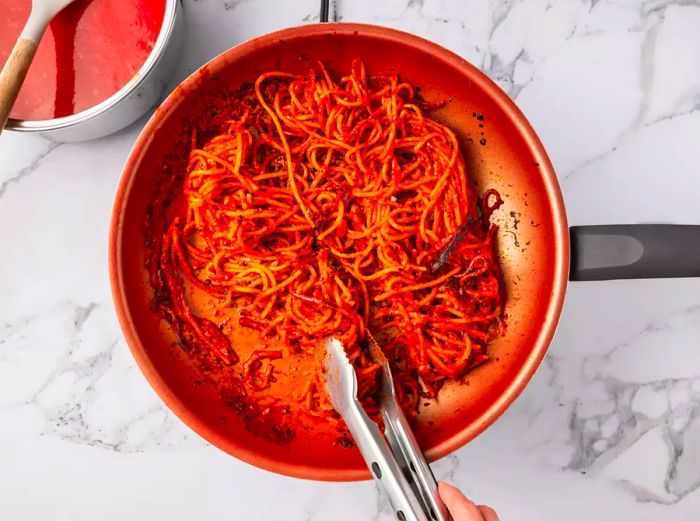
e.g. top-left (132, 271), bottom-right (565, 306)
top-left (109, 23), bottom-right (700, 481)
top-left (3, 0), bottom-right (183, 142)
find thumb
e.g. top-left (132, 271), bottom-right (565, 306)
top-left (438, 482), bottom-right (485, 520)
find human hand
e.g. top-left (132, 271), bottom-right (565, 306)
top-left (438, 482), bottom-right (500, 521)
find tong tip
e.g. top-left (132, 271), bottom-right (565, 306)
top-left (366, 332), bottom-right (397, 396)
top-left (322, 336), bottom-right (358, 410)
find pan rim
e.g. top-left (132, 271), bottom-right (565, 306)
top-left (109, 22), bottom-right (569, 481)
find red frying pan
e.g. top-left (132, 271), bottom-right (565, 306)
top-left (109, 23), bottom-right (700, 481)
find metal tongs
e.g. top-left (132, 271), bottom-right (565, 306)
top-left (323, 336), bottom-right (452, 521)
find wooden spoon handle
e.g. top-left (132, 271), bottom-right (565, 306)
top-left (0, 38), bottom-right (38, 133)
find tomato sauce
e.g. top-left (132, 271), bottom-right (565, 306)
top-left (0, 0), bottom-right (165, 121)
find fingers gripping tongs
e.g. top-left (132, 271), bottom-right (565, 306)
top-left (323, 336), bottom-right (452, 521)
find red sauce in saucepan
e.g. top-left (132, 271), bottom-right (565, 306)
top-left (0, 0), bottom-right (166, 121)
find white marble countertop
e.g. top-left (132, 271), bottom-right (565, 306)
top-left (1, 0), bottom-right (699, 519)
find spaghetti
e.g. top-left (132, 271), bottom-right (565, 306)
top-left (154, 60), bottom-right (504, 430)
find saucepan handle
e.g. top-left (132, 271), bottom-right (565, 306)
top-left (570, 225), bottom-right (700, 281)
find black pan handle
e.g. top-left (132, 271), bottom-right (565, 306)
top-left (570, 225), bottom-right (700, 281)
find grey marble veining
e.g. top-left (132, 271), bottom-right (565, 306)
top-left (1, 0), bottom-right (699, 519)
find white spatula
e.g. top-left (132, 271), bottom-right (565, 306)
top-left (0, 0), bottom-right (81, 133)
